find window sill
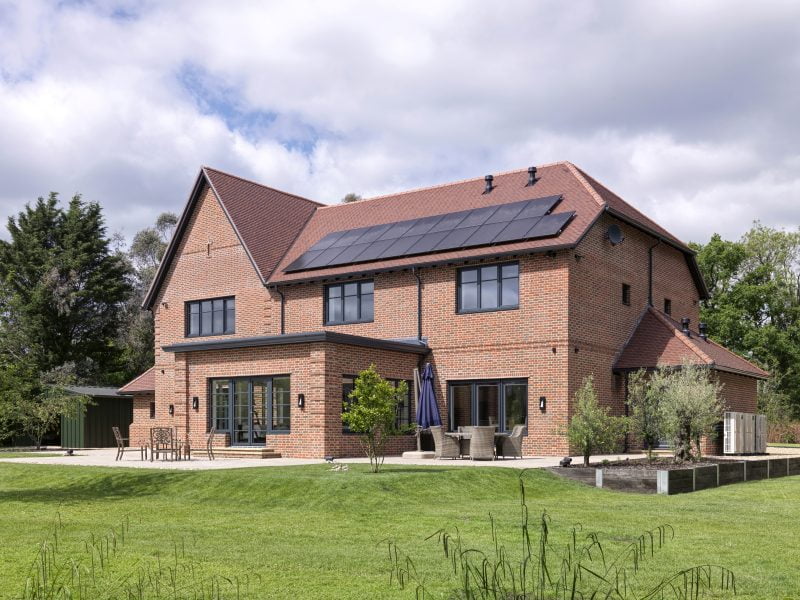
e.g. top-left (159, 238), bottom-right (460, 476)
top-left (325, 319), bottom-right (374, 326)
top-left (186, 331), bottom-right (236, 339)
top-left (457, 305), bottom-right (519, 315)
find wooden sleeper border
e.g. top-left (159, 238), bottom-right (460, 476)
top-left (550, 457), bottom-right (800, 495)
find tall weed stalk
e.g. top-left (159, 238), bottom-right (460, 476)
top-left (20, 514), bottom-right (257, 600)
top-left (387, 474), bottom-right (736, 599)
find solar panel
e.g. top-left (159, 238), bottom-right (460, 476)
top-left (283, 194), bottom-right (573, 273)
top-left (525, 212), bottom-right (574, 238)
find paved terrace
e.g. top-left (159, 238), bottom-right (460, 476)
top-left (1, 447), bottom-right (797, 470)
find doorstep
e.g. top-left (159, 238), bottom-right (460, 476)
top-left (401, 450), bottom-right (435, 459)
top-left (212, 447), bottom-right (282, 459)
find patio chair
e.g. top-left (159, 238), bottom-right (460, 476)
top-left (206, 427), bottom-right (216, 460)
top-left (430, 426), bottom-right (460, 459)
top-left (112, 426), bottom-right (129, 461)
top-left (149, 427), bottom-right (177, 461)
top-left (500, 425), bottom-right (527, 459)
top-left (470, 426), bottom-right (496, 461)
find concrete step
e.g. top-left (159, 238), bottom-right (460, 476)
top-left (211, 447), bottom-right (282, 459)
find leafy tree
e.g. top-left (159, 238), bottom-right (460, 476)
top-left (692, 223), bottom-right (800, 415)
top-left (340, 193), bottom-right (362, 204)
top-left (566, 375), bottom-right (628, 467)
top-left (0, 193), bottom-right (132, 383)
top-left (626, 369), bottom-right (664, 462)
top-left (341, 364), bottom-right (409, 472)
top-left (13, 364), bottom-right (89, 449)
top-left (118, 211), bottom-right (177, 379)
top-left (657, 361), bottom-right (724, 462)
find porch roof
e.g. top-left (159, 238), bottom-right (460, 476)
top-left (161, 331), bottom-right (430, 355)
top-left (613, 306), bottom-right (769, 379)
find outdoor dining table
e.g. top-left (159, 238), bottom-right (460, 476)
top-left (445, 431), bottom-right (509, 458)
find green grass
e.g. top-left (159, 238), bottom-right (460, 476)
top-left (768, 442), bottom-right (800, 447)
top-left (0, 463), bottom-right (797, 599)
top-left (0, 452), bottom-right (63, 458)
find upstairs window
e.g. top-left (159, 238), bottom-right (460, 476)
top-left (458, 262), bottom-right (519, 313)
top-left (622, 283), bottom-right (631, 306)
top-left (186, 296), bottom-right (235, 337)
top-left (664, 298), bottom-right (672, 315)
top-left (325, 280), bottom-right (374, 325)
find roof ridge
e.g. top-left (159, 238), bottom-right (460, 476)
top-left (562, 161), bottom-right (605, 208)
top-left (120, 366), bottom-right (155, 391)
top-left (575, 166), bottom-right (689, 248)
top-left (202, 166), bottom-right (324, 207)
top-left (648, 307), bottom-right (715, 365)
top-left (316, 161), bottom-right (571, 210)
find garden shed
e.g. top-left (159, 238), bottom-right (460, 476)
top-left (61, 387), bottom-right (133, 448)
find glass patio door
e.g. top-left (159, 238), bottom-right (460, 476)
top-left (251, 379), bottom-right (269, 445)
top-left (233, 380), bottom-right (250, 445)
top-left (212, 376), bottom-right (290, 446)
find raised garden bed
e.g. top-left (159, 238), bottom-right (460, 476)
top-left (548, 456), bottom-right (800, 495)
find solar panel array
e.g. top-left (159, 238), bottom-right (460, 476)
top-left (285, 194), bottom-right (574, 273)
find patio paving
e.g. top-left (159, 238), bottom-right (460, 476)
top-left (0, 447), bottom-right (796, 470)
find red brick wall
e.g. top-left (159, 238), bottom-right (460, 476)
top-left (137, 177), bottom-right (726, 458)
top-left (568, 213), bottom-right (702, 452)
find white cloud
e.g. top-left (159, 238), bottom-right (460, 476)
top-left (0, 0), bottom-right (798, 244)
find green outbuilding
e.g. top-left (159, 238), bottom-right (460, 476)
top-left (61, 386), bottom-right (133, 448)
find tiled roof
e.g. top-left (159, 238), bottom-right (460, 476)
top-left (143, 168), bottom-right (320, 309)
top-left (119, 367), bottom-right (156, 393)
top-left (614, 307), bottom-right (769, 379)
top-left (270, 162), bottom-right (606, 283)
top-left (66, 386), bottom-right (131, 398)
top-left (203, 167), bottom-right (321, 281)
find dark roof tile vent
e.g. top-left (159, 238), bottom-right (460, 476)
top-left (681, 317), bottom-right (691, 337)
top-left (483, 174), bottom-right (494, 194)
top-left (699, 322), bottom-right (708, 340)
top-left (526, 166), bottom-right (538, 186)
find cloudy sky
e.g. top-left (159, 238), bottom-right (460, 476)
top-left (1, 0), bottom-right (798, 245)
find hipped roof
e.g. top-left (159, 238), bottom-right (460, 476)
top-left (613, 307), bottom-right (769, 379)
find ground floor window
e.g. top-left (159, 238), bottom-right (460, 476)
top-left (342, 375), bottom-right (413, 432)
top-left (448, 379), bottom-right (527, 432)
top-left (210, 376), bottom-right (290, 444)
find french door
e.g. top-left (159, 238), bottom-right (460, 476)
top-left (448, 379), bottom-right (527, 432)
top-left (211, 376), bottom-right (290, 445)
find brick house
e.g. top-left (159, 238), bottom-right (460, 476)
top-left (122, 162), bottom-right (767, 458)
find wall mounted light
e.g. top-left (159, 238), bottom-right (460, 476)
top-left (297, 393), bottom-right (305, 409)
top-left (192, 396), bottom-right (199, 410)
top-left (169, 404), bottom-right (175, 416)
top-left (539, 396), bottom-right (547, 412)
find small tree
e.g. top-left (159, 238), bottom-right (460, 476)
top-left (14, 365), bottom-right (89, 449)
top-left (658, 361), bottom-right (724, 462)
top-left (340, 193), bottom-right (362, 204)
top-left (341, 365), bottom-right (409, 472)
top-left (566, 375), bottom-right (628, 467)
top-left (626, 369), bottom-right (664, 462)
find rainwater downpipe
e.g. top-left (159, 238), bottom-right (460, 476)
top-left (276, 287), bottom-right (286, 335)
top-left (412, 266), bottom-right (423, 341)
top-left (647, 239), bottom-right (661, 306)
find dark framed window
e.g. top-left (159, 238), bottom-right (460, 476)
top-left (448, 379), bottom-right (527, 433)
top-left (457, 262), bottom-right (519, 313)
top-left (149, 401), bottom-right (156, 419)
top-left (622, 283), bottom-right (631, 306)
top-left (186, 296), bottom-right (235, 337)
top-left (325, 280), bottom-right (374, 325)
top-left (209, 375), bottom-right (290, 443)
top-left (342, 375), bottom-right (413, 432)
top-left (664, 298), bottom-right (672, 315)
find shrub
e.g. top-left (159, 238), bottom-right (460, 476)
top-left (626, 368), bottom-right (664, 462)
top-left (565, 375), bottom-right (628, 467)
top-left (341, 364), bottom-right (410, 473)
top-left (657, 361), bottom-right (723, 462)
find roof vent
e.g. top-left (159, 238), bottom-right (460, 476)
top-left (483, 174), bottom-right (494, 194)
top-left (526, 166), bottom-right (537, 186)
top-left (699, 322), bottom-right (708, 340)
top-left (681, 317), bottom-right (691, 337)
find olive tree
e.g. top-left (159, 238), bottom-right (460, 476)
top-left (341, 364), bottom-right (409, 473)
top-left (658, 361), bottom-right (724, 462)
top-left (566, 375), bottom-right (628, 467)
top-left (626, 369), bottom-right (665, 463)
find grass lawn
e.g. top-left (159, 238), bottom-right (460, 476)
top-left (0, 452), bottom-right (64, 458)
top-left (0, 463), bottom-right (797, 599)
top-left (768, 442), bottom-right (800, 448)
